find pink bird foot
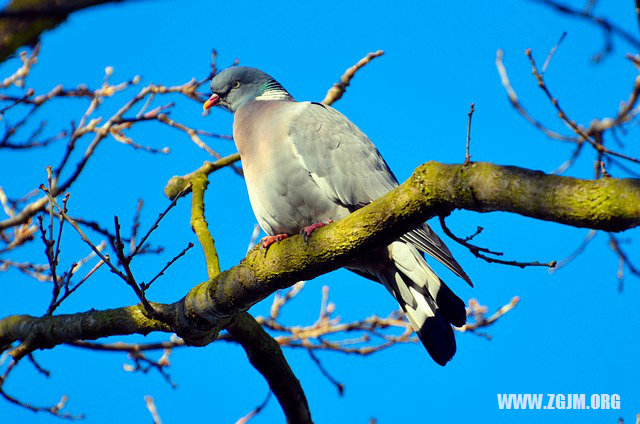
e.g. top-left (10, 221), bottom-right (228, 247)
top-left (301, 220), bottom-right (332, 242)
top-left (261, 233), bottom-right (289, 251)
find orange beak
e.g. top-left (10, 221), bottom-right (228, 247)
top-left (203, 93), bottom-right (220, 111)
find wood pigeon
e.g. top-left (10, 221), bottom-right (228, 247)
top-left (204, 66), bottom-right (472, 365)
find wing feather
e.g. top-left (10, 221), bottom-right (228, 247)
top-left (288, 102), bottom-right (471, 284)
top-left (287, 102), bottom-right (397, 209)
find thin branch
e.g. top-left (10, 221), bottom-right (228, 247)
top-left (0, 45), bottom-right (39, 88)
top-left (41, 187), bottom-right (127, 282)
top-left (70, 290), bottom-right (517, 358)
top-left (307, 350), bottom-right (344, 395)
top-left (67, 337), bottom-right (185, 352)
top-left (124, 348), bottom-right (176, 388)
top-left (552, 141), bottom-right (585, 175)
top-left (495, 49), bottom-right (577, 142)
top-left (128, 190), bottom-right (186, 259)
top-left (142, 242), bottom-right (194, 290)
top-left (26, 353), bottom-right (50, 377)
top-left (163, 153), bottom-right (242, 200)
top-left (542, 31), bottom-right (567, 73)
top-left (550, 229), bottom-right (597, 272)
top-left (0, 360), bottom-right (82, 420)
top-left (235, 391), bottom-right (272, 424)
top-left (113, 216), bottom-right (154, 314)
top-left (246, 224), bottom-right (262, 254)
top-left (51, 256), bottom-right (105, 310)
top-left (439, 216), bottom-right (557, 269)
top-left (0, 258), bottom-right (50, 281)
top-left (129, 198), bottom-right (143, 252)
top-left (144, 395), bottom-right (163, 424)
top-left (322, 50), bottom-right (384, 106)
top-left (0, 69), bottom-right (221, 231)
top-left (529, 0), bottom-right (640, 62)
top-left (464, 103), bottom-right (475, 165)
top-left (155, 113), bottom-right (221, 158)
top-left (608, 233), bottom-right (640, 292)
top-left (526, 48), bottom-right (640, 166)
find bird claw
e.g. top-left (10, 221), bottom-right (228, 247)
top-left (300, 221), bottom-right (329, 243)
top-left (261, 234), bottom-right (289, 255)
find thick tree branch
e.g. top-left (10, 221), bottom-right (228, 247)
top-left (227, 313), bottom-right (311, 424)
top-left (1, 161), bottom-right (639, 357)
top-left (0, 306), bottom-right (169, 359)
top-left (186, 158), bottom-right (311, 421)
top-left (0, 0), bottom-right (127, 62)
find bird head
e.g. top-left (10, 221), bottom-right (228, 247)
top-left (203, 66), bottom-right (291, 113)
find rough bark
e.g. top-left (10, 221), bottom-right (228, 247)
top-left (2, 160), bottom-right (639, 365)
top-left (227, 313), bottom-right (312, 424)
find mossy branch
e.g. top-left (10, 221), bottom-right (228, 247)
top-left (0, 306), bottom-right (170, 358)
top-left (227, 313), bottom-right (312, 424)
top-left (190, 173), bottom-right (220, 279)
top-left (186, 164), bottom-right (311, 422)
top-left (164, 153), bottom-right (241, 200)
top-left (2, 160), bottom-right (638, 357)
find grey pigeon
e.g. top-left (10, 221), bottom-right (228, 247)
top-left (204, 66), bottom-right (472, 365)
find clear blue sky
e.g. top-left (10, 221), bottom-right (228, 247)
top-left (1, 1), bottom-right (638, 422)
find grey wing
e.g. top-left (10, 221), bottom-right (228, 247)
top-left (288, 102), bottom-right (471, 284)
top-left (287, 102), bottom-right (398, 209)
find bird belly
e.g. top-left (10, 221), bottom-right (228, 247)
top-left (242, 151), bottom-right (348, 236)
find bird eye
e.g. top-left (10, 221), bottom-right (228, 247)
top-left (232, 81), bottom-right (241, 89)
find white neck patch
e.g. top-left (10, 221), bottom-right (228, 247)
top-left (255, 89), bottom-right (292, 101)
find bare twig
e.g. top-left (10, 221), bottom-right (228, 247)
top-left (322, 50), bottom-right (384, 106)
top-left (235, 391), bottom-right (272, 424)
top-left (142, 242), bottom-right (194, 290)
top-left (529, 0), bottom-right (640, 62)
top-left (0, 62), bottom-right (225, 232)
top-left (128, 191), bottom-right (186, 259)
top-left (41, 187), bottom-right (126, 281)
top-left (246, 224), bottom-right (262, 254)
top-left (0, 258), bottom-right (50, 281)
top-left (458, 297), bottom-right (520, 339)
top-left (26, 353), bottom-right (50, 377)
top-left (465, 103), bottom-right (475, 165)
top-left (123, 349), bottom-right (176, 388)
top-left (542, 31), bottom-right (567, 73)
top-left (67, 336), bottom-right (185, 352)
top-left (0, 45), bottom-right (40, 88)
top-left (550, 229), bottom-right (597, 272)
top-left (439, 216), bottom-right (557, 269)
top-left (113, 216), bottom-right (154, 313)
top-left (145, 395), bottom-right (163, 424)
top-left (0, 360), bottom-right (82, 420)
top-left (270, 281), bottom-right (306, 320)
top-left (496, 49), bottom-right (577, 142)
top-left (526, 48), bottom-right (640, 166)
top-left (155, 113), bottom-right (221, 158)
top-left (608, 233), bottom-right (640, 292)
top-left (308, 350), bottom-right (344, 395)
top-left (50, 256), bottom-right (105, 310)
top-left (552, 142), bottom-right (585, 174)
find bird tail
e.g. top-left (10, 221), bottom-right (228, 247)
top-left (353, 241), bottom-right (466, 365)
